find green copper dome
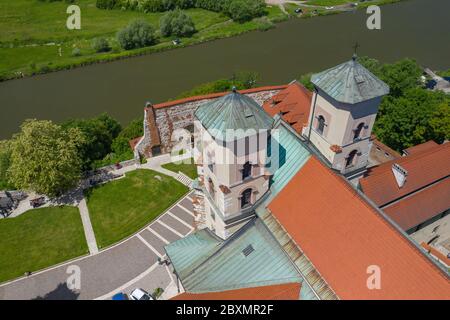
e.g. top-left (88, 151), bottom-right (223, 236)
top-left (194, 89), bottom-right (273, 140)
top-left (311, 56), bottom-right (390, 104)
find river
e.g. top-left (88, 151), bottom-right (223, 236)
top-left (0, 0), bottom-right (449, 139)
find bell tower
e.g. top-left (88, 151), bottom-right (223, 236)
top-left (193, 88), bottom-right (273, 239)
top-left (302, 55), bottom-right (390, 177)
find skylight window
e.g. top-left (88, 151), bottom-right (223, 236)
top-left (242, 244), bottom-right (255, 257)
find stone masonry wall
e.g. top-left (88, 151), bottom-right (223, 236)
top-left (138, 89), bottom-right (281, 157)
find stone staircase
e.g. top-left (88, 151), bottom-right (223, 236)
top-left (175, 172), bottom-right (193, 188)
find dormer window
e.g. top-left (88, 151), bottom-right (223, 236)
top-left (316, 115), bottom-right (326, 135)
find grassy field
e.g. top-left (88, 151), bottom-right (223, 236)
top-left (0, 0), bottom-right (285, 80)
top-left (0, 206), bottom-right (88, 283)
top-left (0, 0), bottom-right (404, 80)
top-left (86, 169), bottom-right (188, 248)
top-left (162, 158), bottom-right (198, 179)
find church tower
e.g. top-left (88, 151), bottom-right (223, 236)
top-left (302, 55), bottom-right (390, 177)
top-left (193, 88), bottom-right (273, 239)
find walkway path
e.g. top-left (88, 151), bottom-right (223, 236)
top-left (0, 191), bottom-right (195, 300)
top-left (78, 198), bottom-right (99, 255)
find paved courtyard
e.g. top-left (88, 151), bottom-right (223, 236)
top-left (0, 191), bottom-right (195, 300)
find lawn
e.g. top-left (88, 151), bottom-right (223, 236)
top-left (0, 0), bottom-right (285, 80)
top-left (85, 169), bottom-right (189, 248)
top-left (0, 206), bottom-right (88, 284)
top-left (162, 158), bottom-right (198, 180)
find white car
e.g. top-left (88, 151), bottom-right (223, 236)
top-left (130, 288), bottom-right (154, 301)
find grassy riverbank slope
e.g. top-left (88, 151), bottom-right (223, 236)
top-left (0, 0), bottom-right (403, 81)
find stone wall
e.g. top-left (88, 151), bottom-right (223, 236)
top-left (136, 89), bottom-right (282, 158)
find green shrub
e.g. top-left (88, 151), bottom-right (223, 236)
top-left (160, 9), bottom-right (196, 37)
top-left (140, 0), bottom-right (165, 12)
top-left (117, 19), bottom-right (158, 50)
top-left (71, 47), bottom-right (81, 56)
top-left (91, 37), bottom-right (111, 53)
top-left (96, 0), bottom-right (118, 9)
top-left (227, 0), bottom-right (265, 23)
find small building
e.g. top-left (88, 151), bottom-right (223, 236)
top-left (359, 141), bottom-right (450, 238)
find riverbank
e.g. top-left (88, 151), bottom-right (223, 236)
top-left (0, 0), bottom-right (403, 82)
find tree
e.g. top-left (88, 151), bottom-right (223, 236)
top-left (227, 0), bottom-right (265, 23)
top-left (91, 37), bottom-right (111, 53)
top-left (160, 9), bottom-right (196, 37)
top-left (373, 88), bottom-right (450, 151)
top-left (359, 57), bottom-right (422, 97)
top-left (0, 140), bottom-right (13, 190)
top-left (8, 120), bottom-right (84, 197)
top-left (117, 19), bottom-right (158, 50)
top-left (62, 113), bottom-right (122, 170)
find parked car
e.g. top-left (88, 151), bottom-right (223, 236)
top-left (112, 292), bottom-right (128, 300)
top-left (130, 288), bottom-right (154, 301)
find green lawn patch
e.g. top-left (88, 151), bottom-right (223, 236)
top-left (0, 206), bottom-right (88, 283)
top-left (86, 169), bottom-right (189, 248)
top-left (162, 158), bottom-right (198, 180)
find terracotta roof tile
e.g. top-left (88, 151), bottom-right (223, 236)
top-left (263, 82), bottom-right (312, 133)
top-left (172, 283), bottom-right (301, 300)
top-left (360, 142), bottom-right (450, 207)
top-left (404, 140), bottom-right (438, 156)
top-left (268, 156), bottom-right (450, 299)
top-left (150, 85), bottom-right (288, 110)
top-left (383, 178), bottom-right (450, 231)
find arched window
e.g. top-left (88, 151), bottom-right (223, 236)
top-left (241, 188), bottom-right (252, 209)
top-left (316, 115), bottom-right (325, 135)
top-left (346, 150), bottom-right (358, 168)
top-left (242, 161), bottom-right (252, 180)
top-left (353, 122), bottom-right (365, 140)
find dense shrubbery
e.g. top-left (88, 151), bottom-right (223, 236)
top-left (96, 0), bottom-right (118, 9)
top-left (160, 9), bottom-right (196, 37)
top-left (117, 19), bottom-right (157, 50)
top-left (97, 0), bottom-right (266, 22)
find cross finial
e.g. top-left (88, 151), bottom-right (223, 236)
top-left (352, 42), bottom-right (360, 60)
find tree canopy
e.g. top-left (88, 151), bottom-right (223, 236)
top-left (160, 9), bottom-right (196, 37)
top-left (117, 19), bottom-right (158, 50)
top-left (8, 120), bottom-right (84, 197)
top-left (62, 113), bottom-right (121, 170)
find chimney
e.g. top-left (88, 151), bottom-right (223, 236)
top-left (392, 163), bottom-right (408, 188)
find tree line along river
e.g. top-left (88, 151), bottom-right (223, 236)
top-left (0, 0), bottom-right (449, 139)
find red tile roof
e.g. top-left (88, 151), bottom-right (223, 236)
top-left (149, 85), bottom-right (288, 110)
top-left (383, 178), bottom-right (450, 231)
top-left (172, 283), bottom-right (301, 300)
top-left (403, 140), bottom-right (438, 156)
top-left (360, 142), bottom-right (450, 207)
top-left (262, 82), bottom-right (312, 133)
top-left (128, 136), bottom-right (142, 150)
top-left (268, 156), bottom-right (450, 299)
